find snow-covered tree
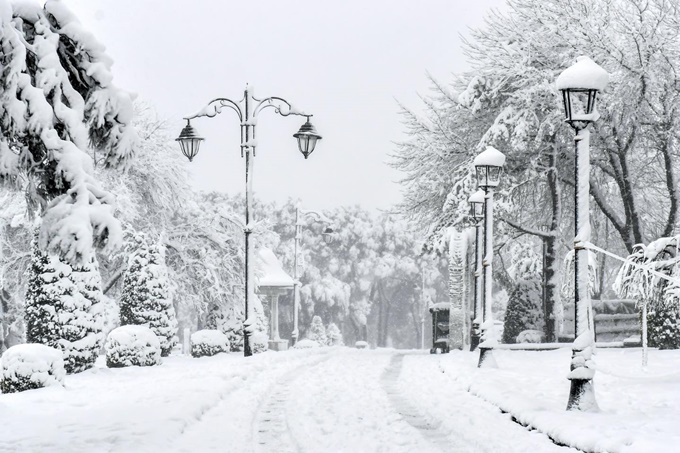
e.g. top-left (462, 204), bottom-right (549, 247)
top-left (326, 322), bottom-right (343, 346)
top-left (25, 236), bottom-right (104, 373)
top-left (306, 315), bottom-right (327, 345)
top-left (615, 236), bottom-right (680, 350)
top-left (120, 233), bottom-right (178, 356)
top-left (392, 0), bottom-right (680, 344)
top-left (502, 245), bottom-right (544, 344)
top-left (0, 0), bottom-right (137, 264)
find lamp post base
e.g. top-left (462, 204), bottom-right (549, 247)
top-left (477, 346), bottom-right (497, 368)
top-left (470, 324), bottom-right (480, 352)
top-left (566, 378), bottom-right (598, 411)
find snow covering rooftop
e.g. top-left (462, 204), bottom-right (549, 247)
top-left (556, 56), bottom-right (609, 91)
top-left (257, 248), bottom-right (294, 289)
top-left (473, 146), bottom-right (506, 167)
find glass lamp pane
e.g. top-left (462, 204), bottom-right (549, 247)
top-left (297, 136), bottom-right (310, 155)
top-left (488, 166), bottom-right (501, 186)
top-left (476, 166), bottom-right (487, 187)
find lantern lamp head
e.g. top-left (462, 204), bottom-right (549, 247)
top-left (473, 146), bottom-right (506, 189)
top-left (468, 189), bottom-right (486, 221)
top-left (176, 120), bottom-right (204, 162)
top-left (293, 117), bottom-right (322, 159)
top-left (556, 56), bottom-right (609, 129)
top-left (322, 227), bottom-right (334, 244)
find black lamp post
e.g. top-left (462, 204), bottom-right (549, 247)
top-left (176, 86), bottom-right (322, 357)
top-left (556, 56), bottom-right (609, 411)
top-left (468, 189), bottom-right (485, 352)
top-left (473, 146), bottom-right (506, 368)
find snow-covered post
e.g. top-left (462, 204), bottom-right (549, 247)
top-left (473, 147), bottom-right (506, 368)
top-left (292, 206), bottom-right (334, 346)
top-left (468, 190), bottom-right (485, 351)
top-left (176, 86), bottom-right (322, 357)
top-left (556, 56), bottom-right (609, 411)
top-left (447, 228), bottom-right (467, 350)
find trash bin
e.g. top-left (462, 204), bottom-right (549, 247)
top-left (429, 303), bottom-right (450, 354)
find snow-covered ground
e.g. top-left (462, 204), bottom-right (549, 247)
top-left (0, 346), bottom-right (673, 452)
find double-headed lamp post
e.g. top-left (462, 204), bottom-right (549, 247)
top-left (474, 146), bottom-right (506, 368)
top-left (468, 189), bottom-right (485, 352)
top-left (292, 205), bottom-right (334, 346)
top-left (176, 85), bottom-right (322, 357)
top-left (556, 56), bottom-right (609, 411)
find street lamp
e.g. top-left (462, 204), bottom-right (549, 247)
top-left (468, 189), bottom-right (485, 352)
top-left (176, 85), bottom-right (322, 357)
top-left (473, 146), bottom-right (506, 368)
top-left (556, 56), bottom-right (609, 411)
top-left (292, 205), bottom-right (333, 346)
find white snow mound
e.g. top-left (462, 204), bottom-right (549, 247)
top-left (0, 343), bottom-right (66, 393)
top-left (105, 325), bottom-right (161, 368)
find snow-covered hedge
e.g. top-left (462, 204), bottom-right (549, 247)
top-left (105, 326), bottom-right (161, 368)
top-left (251, 332), bottom-right (269, 354)
top-left (0, 344), bottom-right (65, 393)
top-left (294, 339), bottom-right (320, 349)
top-left (516, 330), bottom-right (544, 344)
top-left (190, 330), bottom-right (230, 358)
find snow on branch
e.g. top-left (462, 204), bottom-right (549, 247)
top-left (0, 1), bottom-right (137, 263)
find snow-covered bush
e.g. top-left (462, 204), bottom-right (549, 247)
top-left (647, 301), bottom-right (680, 349)
top-left (190, 330), bottom-right (230, 358)
top-left (250, 332), bottom-right (269, 354)
top-left (294, 339), bottom-right (320, 349)
top-left (615, 237), bottom-right (680, 349)
top-left (25, 238), bottom-right (104, 374)
top-left (516, 330), bottom-right (544, 344)
top-left (503, 275), bottom-right (544, 344)
top-left (120, 234), bottom-right (178, 356)
top-left (306, 316), bottom-right (327, 345)
top-left (105, 325), bottom-right (161, 368)
top-left (0, 344), bottom-right (65, 393)
top-left (355, 341), bottom-right (369, 349)
top-left (326, 322), bottom-right (344, 346)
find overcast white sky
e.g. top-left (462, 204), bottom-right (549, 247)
top-left (64, 0), bottom-right (506, 212)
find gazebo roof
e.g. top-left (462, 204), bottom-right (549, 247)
top-left (257, 248), bottom-right (295, 290)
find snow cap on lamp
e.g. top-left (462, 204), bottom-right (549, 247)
top-left (557, 56), bottom-right (609, 126)
top-left (473, 146), bottom-right (506, 188)
top-left (468, 189), bottom-right (486, 221)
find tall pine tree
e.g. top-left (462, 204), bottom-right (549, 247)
top-left (25, 236), bottom-right (104, 373)
top-left (120, 233), bottom-right (178, 356)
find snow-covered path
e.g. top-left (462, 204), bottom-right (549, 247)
top-left (0, 348), bottom-right (575, 452)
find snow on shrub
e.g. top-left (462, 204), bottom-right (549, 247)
top-left (251, 332), bottom-right (269, 354)
top-left (1, 344), bottom-right (65, 393)
top-left (326, 322), bottom-right (344, 346)
top-left (25, 238), bottom-right (105, 374)
top-left (105, 325), bottom-right (161, 368)
top-left (306, 316), bottom-right (327, 345)
top-left (190, 330), bottom-right (230, 358)
top-left (120, 233), bottom-right (178, 357)
top-left (294, 339), bottom-right (320, 349)
top-left (516, 330), bottom-right (544, 344)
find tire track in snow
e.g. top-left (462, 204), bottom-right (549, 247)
top-left (252, 354), bottom-right (332, 453)
top-left (381, 353), bottom-right (481, 453)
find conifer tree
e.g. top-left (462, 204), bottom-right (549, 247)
top-left (306, 315), bottom-right (327, 345)
top-left (25, 237), bottom-right (104, 373)
top-left (120, 233), bottom-right (178, 356)
top-left (326, 322), bottom-right (344, 346)
top-left (502, 276), bottom-right (544, 344)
